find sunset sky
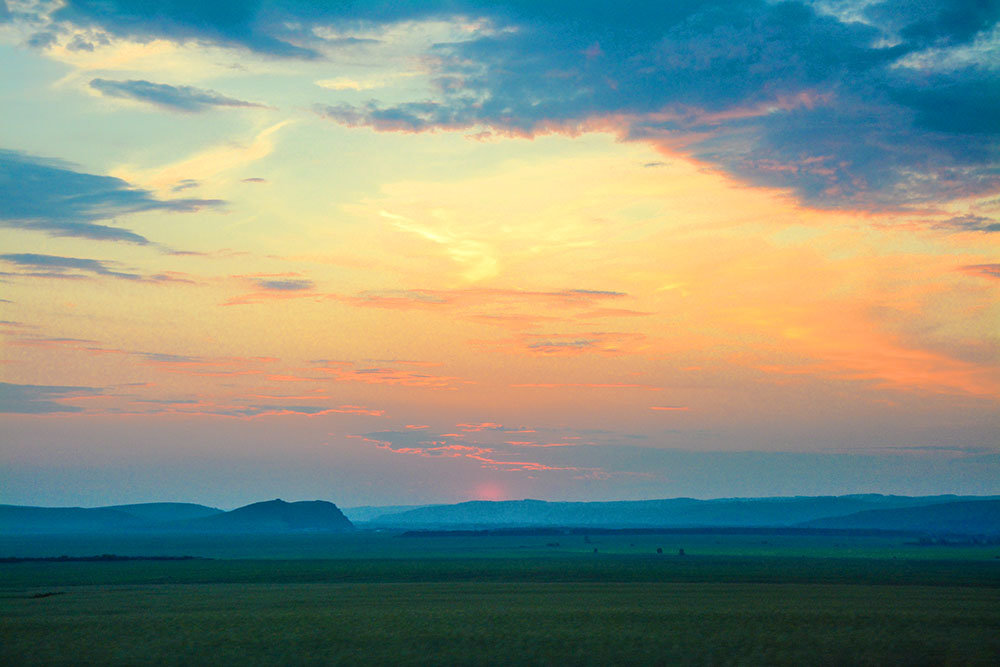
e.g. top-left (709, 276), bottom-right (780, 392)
top-left (2, 1), bottom-right (998, 508)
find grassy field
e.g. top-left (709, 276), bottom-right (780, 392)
top-left (3, 580), bottom-right (999, 665)
top-left (3, 529), bottom-right (1000, 561)
top-left (2, 533), bottom-right (999, 665)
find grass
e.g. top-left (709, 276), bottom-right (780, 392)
top-left (2, 554), bottom-right (1000, 588)
top-left (3, 530), bottom-right (1000, 561)
top-left (3, 581), bottom-right (999, 665)
top-left (2, 533), bottom-right (999, 665)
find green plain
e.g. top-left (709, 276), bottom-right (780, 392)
top-left (2, 533), bottom-right (999, 665)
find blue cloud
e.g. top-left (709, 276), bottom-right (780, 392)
top-left (864, 0), bottom-right (1000, 47)
top-left (0, 382), bottom-right (101, 414)
top-left (528, 339), bottom-right (597, 350)
top-left (38, 1), bottom-right (1000, 210)
top-left (219, 405), bottom-right (339, 417)
top-left (933, 214), bottom-right (1000, 232)
top-left (137, 352), bottom-right (207, 364)
top-left (255, 278), bottom-right (315, 291)
top-left (318, 1), bottom-right (998, 209)
top-left (0, 150), bottom-right (222, 243)
top-left (960, 263), bottom-right (1000, 279)
top-left (0, 253), bottom-right (143, 280)
top-left (54, 0), bottom-right (319, 58)
top-left (90, 78), bottom-right (266, 112)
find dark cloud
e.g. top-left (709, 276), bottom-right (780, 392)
top-left (219, 405), bottom-right (343, 417)
top-left (137, 352), bottom-right (207, 365)
top-left (67, 32), bottom-right (111, 51)
top-left (316, 101), bottom-right (472, 133)
top-left (36, 1), bottom-right (1000, 210)
top-left (528, 338), bottom-right (597, 350)
top-left (0, 253), bottom-right (194, 283)
top-left (932, 214), bottom-right (1000, 233)
top-left (864, 0), bottom-right (1000, 47)
top-left (255, 278), bottom-right (315, 291)
top-left (90, 78), bottom-right (267, 112)
top-left (0, 253), bottom-right (142, 280)
top-left (316, 0), bottom-right (998, 211)
top-left (353, 289), bottom-right (449, 305)
top-left (171, 179), bottom-right (199, 192)
top-left (26, 31), bottom-right (58, 49)
top-left (0, 382), bottom-right (101, 414)
top-left (566, 289), bottom-right (625, 297)
top-left (54, 0), bottom-right (319, 58)
top-left (49, 0), bottom-right (462, 58)
top-left (960, 263), bottom-right (1000, 279)
top-left (321, 36), bottom-right (381, 48)
top-left (0, 150), bottom-right (223, 243)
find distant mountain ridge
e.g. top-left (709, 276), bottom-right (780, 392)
top-left (104, 502), bottom-right (223, 522)
top-left (342, 504), bottom-right (440, 523)
top-left (365, 495), bottom-right (1000, 532)
top-left (5, 495), bottom-right (998, 536)
top-left (799, 499), bottom-right (1000, 534)
top-left (0, 499), bottom-right (353, 535)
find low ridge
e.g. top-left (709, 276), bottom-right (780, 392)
top-left (366, 495), bottom-right (992, 529)
top-left (799, 499), bottom-right (1000, 534)
top-left (179, 499), bottom-right (355, 533)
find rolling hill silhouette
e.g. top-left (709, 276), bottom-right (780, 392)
top-left (6, 496), bottom-right (997, 536)
top-left (799, 499), bottom-right (1000, 534)
top-left (105, 503), bottom-right (223, 522)
top-left (1, 500), bottom-right (353, 534)
top-left (365, 495), bottom-right (993, 529)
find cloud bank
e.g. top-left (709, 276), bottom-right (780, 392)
top-left (26, 2), bottom-right (996, 210)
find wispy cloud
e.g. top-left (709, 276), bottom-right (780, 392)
top-left (213, 404), bottom-right (384, 418)
top-left (1, 253), bottom-right (142, 280)
top-left (959, 263), bottom-right (1000, 279)
top-left (0, 149), bottom-right (222, 243)
top-left (90, 78), bottom-right (268, 112)
top-left (344, 287), bottom-right (626, 310)
top-left (511, 382), bottom-right (662, 391)
top-left (320, 365), bottom-right (467, 390)
top-left (112, 121), bottom-right (291, 194)
top-left (224, 274), bottom-right (318, 305)
top-left (931, 214), bottom-right (1000, 233)
top-left (498, 331), bottom-right (647, 356)
top-left (254, 278), bottom-right (315, 291)
top-left (0, 253), bottom-right (195, 285)
top-left (0, 382), bottom-right (101, 414)
top-left (0, 253), bottom-right (193, 283)
top-left (352, 429), bottom-right (600, 474)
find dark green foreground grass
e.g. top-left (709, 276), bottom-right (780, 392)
top-left (3, 533), bottom-right (999, 665)
top-left (2, 554), bottom-right (1000, 666)
top-left (2, 580), bottom-right (999, 665)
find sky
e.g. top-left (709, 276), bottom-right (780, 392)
top-left (1, 0), bottom-right (998, 509)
